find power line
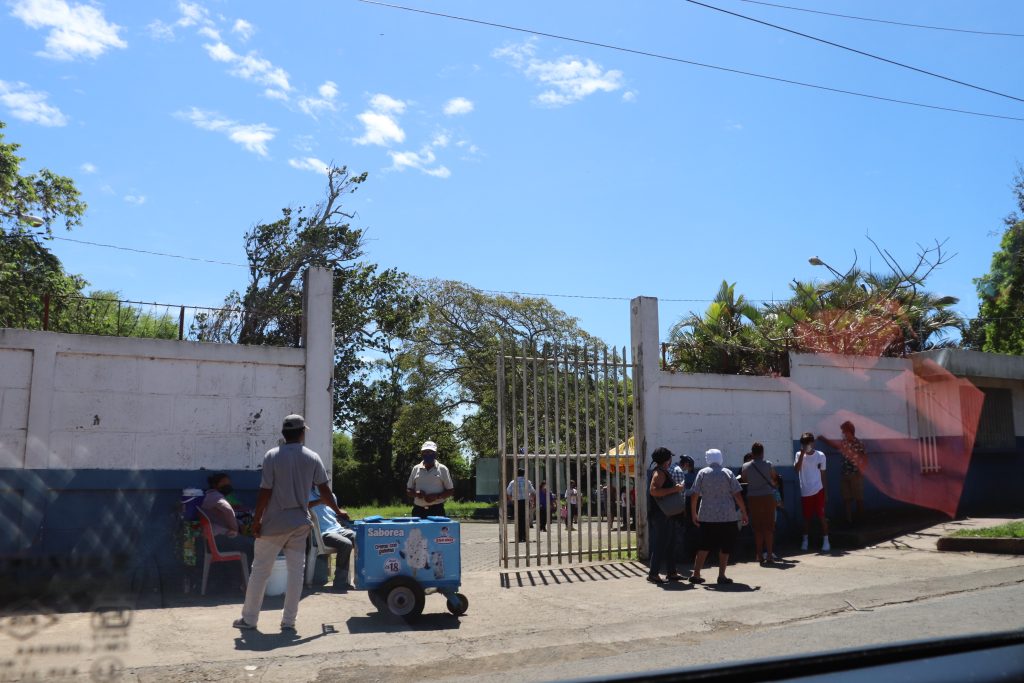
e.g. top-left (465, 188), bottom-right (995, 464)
top-left (732, 0), bottom-right (1024, 39)
top-left (350, 0), bottom-right (1024, 123)
top-left (14, 232), bottom-right (779, 303)
top-left (682, 0), bottom-right (1024, 104)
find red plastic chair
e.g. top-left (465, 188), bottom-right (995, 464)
top-left (196, 508), bottom-right (250, 595)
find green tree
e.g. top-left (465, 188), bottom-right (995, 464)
top-left (193, 166), bottom-right (421, 426)
top-left (969, 169), bottom-right (1024, 354)
top-left (0, 120), bottom-right (88, 329)
top-left (402, 279), bottom-right (600, 457)
top-left (668, 281), bottom-right (774, 374)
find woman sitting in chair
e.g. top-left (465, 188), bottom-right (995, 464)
top-left (201, 473), bottom-right (254, 563)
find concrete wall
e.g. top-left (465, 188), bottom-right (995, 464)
top-left (0, 268), bottom-right (335, 590)
top-left (0, 329), bottom-right (305, 471)
top-left (630, 297), bottom-right (1021, 524)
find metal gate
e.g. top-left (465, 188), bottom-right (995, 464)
top-left (496, 342), bottom-right (643, 568)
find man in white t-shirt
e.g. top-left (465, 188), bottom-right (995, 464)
top-left (406, 441), bottom-right (455, 518)
top-left (795, 431), bottom-right (830, 553)
top-left (506, 468), bottom-right (536, 542)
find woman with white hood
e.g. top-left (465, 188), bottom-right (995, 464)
top-left (689, 449), bottom-right (748, 585)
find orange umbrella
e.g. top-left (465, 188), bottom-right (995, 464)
top-left (599, 436), bottom-right (636, 476)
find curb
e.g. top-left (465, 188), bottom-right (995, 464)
top-left (936, 537), bottom-right (1024, 555)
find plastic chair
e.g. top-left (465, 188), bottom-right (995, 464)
top-left (196, 508), bottom-right (249, 595)
top-left (305, 515), bottom-right (340, 586)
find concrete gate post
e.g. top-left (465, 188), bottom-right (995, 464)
top-left (630, 296), bottom-right (660, 561)
top-left (302, 266), bottom-right (335, 476)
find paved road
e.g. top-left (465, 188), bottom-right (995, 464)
top-left (2, 517), bottom-right (1021, 683)
top-left (439, 582), bottom-right (1024, 682)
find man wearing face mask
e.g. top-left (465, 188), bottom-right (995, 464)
top-left (406, 441), bottom-right (455, 518)
top-left (201, 472), bottom-right (254, 563)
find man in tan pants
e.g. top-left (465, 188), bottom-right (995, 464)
top-left (234, 414), bottom-right (342, 633)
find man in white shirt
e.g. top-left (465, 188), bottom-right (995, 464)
top-left (406, 441), bottom-right (455, 518)
top-left (795, 431), bottom-right (830, 553)
top-left (506, 468), bottom-right (536, 542)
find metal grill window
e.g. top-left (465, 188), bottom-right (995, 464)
top-left (974, 387), bottom-right (1016, 452)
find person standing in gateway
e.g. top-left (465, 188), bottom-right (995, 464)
top-left (234, 414), bottom-right (343, 633)
top-left (406, 441), bottom-right (455, 518)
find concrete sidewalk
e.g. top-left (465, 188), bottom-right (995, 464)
top-left (1, 517), bottom-right (1021, 682)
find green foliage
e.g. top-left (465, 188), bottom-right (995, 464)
top-left (402, 279), bottom-right (600, 457)
top-left (969, 169), bottom-right (1024, 355)
top-left (193, 166), bottom-right (422, 426)
top-left (669, 281), bottom-right (777, 374)
top-left (0, 121), bottom-right (86, 237)
top-left (0, 120), bottom-right (89, 329)
top-left (950, 521), bottom-right (1024, 538)
top-left (50, 290), bottom-right (180, 338)
top-left (343, 501), bottom-right (495, 520)
top-left (668, 243), bottom-right (966, 375)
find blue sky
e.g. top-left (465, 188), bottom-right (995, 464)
top-left (3, 0), bottom-right (1023, 349)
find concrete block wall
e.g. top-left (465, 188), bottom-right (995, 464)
top-left (0, 330), bottom-right (306, 471)
top-left (0, 267), bottom-right (336, 588)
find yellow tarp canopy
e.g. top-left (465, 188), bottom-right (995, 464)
top-left (599, 436), bottom-right (636, 475)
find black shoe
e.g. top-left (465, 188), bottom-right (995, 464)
top-left (647, 575), bottom-right (665, 584)
top-left (717, 576), bottom-right (734, 585)
top-left (666, 574), bottom-right (685, 582)
top-left (688, 576), bottom-right (705, 584)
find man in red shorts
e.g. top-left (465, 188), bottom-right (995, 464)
top-left (795, 432), bottom-right (830, 553)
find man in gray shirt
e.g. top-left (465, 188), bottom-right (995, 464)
top-left (234, 414), bottom-right (342, 633)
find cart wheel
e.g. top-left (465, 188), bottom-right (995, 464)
top-left (368, 589), bottom-right (387, 613)
top-left (446, 593), bottom-right (469, 616)
top-left (381, 577), bottom-right (425, 620)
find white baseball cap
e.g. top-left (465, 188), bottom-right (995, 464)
top-left (420, 441), bottom-right (438, 453)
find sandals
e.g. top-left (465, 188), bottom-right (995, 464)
top-left (717, 576), bottom-right (734, 585)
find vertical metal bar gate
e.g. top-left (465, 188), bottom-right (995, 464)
top-left (497, 343), bottom-right (640, 568)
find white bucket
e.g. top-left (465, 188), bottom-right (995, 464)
top-left (264, 556), bottom-right (288, 597)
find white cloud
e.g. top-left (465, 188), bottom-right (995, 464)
top-left (0, 80), bottom-right (68, 126)
top-left (232, 18), bottom-right (255, 41)
top-left (298, 80), bottom-right (339, 118)
top-left (123, 194), bottom-right (146, 205)
top-left (202, 41), bottom-right (292, 96)
top-left (493, 38), bottom-right (624, 107)
top-left (622, 90), bottom-right (636, 102)
top-left (388, 133), bottom-right (453, 179)
top-left (443, 96), bottom-right (474, 116)
top-left (198, 26), bottom-right (220, 41)
top-left (264, 88), bottom-right (288, 101)
top-left (389, 149), bottom-right (450, 179)
top-left (176, 1), bottom-right (209, 28)
top-left (146, 19), bottom-right (175, 41)
top-left (318, 81), bottom-right (338, 99)
top-left (368, 93), bottom-right (405, 115)
top-left (456, 139), bottom-right (480, 155)
top-left (431, 132), bottom-right (450, 148)
top-left (80, 162), bottom-right (97, 173)
top-left (354, 93), bottom-right (407, 146)
top-left (288, 157), bottom-right (330, 175)
top-left (177, 107), bottom-right (276, 156)
top-left (355, 112), bottom-right (404, 146)
top-left (11, 0), bottom-right (127, 60)
top-left (204, 40), bottom-right (235, 62)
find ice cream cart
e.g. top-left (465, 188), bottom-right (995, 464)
top-left (353, 516), bottom-right (468, 620)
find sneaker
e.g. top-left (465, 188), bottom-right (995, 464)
top-left (232, 618), bottom-right (256, 630)
top-left (280, 624), bottom-right (296, 634)
top-left (821, 539), bottom-right (831, 553)
top-left (800, 538), bottom-right (809, 551)
top-left (716, 576), bottom-right (734, 585)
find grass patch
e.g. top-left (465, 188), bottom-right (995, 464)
top-left (950, 521), bottom-right (1024, 538)
top-left (344, 501), bottom-right (496, 521)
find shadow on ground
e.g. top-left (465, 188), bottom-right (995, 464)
top-left (500, 561), bottom-right (647, 588)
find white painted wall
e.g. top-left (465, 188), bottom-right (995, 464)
top-left (0, 266), bottom-right (336, 473)
top-left (630, 297), bottom-right (929, 468)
